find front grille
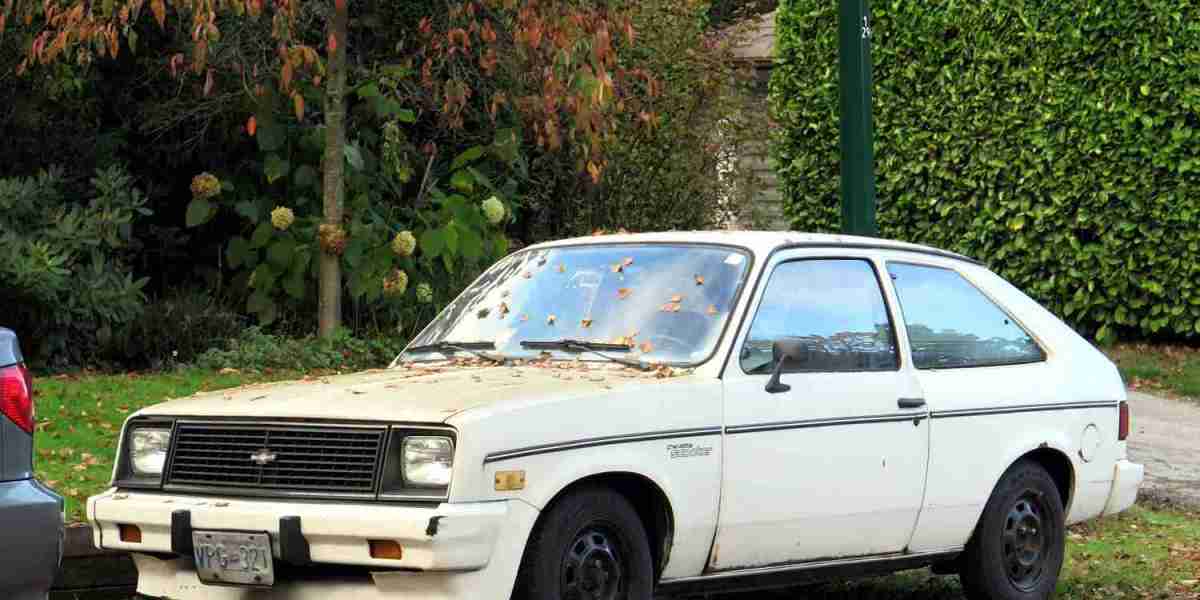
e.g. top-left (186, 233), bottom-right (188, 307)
top-left (165, 423), bottom-right (387, 496)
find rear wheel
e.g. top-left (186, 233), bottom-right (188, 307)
top-left (516, 485), bottom-right (654, 600)
top-left (960, 460), bottom-right (1065, 600)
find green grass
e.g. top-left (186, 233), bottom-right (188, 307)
top-left (33, 368), bottom-right (297, 522)
top-left (1106, 344), bottom-right (1200, 401)
top-left (732, 505), bottom-right (1200, 599)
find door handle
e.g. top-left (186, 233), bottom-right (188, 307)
top-left (897, 397), bottom-right (926, 409)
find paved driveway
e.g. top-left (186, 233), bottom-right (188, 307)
top-left (1126, 391), bottom-right (1200, 506)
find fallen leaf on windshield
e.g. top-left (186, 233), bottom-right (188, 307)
top-left (670, 294), bottom-right (683, 303)
top-left (617, 288), bottom-right (632, 299)
top-left (522, 271), bottom-right (533, 279)
top-left (695, 275), bottom-right (705, 285)
top-left (547, 314), bottom-right (557, 324)
top-left (581, 318), bottom-right (593, 328)
top-left (640, 341), bottom-right (654, 353)
top-left (611, 263), bottom-right (623, 273)
top-left (592, 228), bottom-right (606, 236)
top-left (623, 257), bottom-right (634, 267)
top-left (499, 302), bottom-right (510, 317)
top-left (519, 313), bottom-right (529, 322)
top-left (707, 304), bottom-right (718, 315)
top-left (557, 264), bottom-right (566, 273)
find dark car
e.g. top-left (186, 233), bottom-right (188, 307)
top-left (0, 328), bottom-right (63, 600)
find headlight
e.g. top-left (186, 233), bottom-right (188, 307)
top-left (129, 428), bottom-right (171, 477)
top-left (403, 436), bottom-right (454, 488)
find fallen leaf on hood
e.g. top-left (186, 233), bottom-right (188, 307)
top-left (617, 288), bottom-right (632, 299)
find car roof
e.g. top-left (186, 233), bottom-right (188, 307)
top-left (526, 231), bottom-right (982, 266)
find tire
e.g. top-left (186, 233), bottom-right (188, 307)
top-left (514, 485), bottom-right (655, 600)
top-left (959, 459), bottom-right (1066, 600)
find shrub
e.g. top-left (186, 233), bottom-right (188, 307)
top-left (0, 166), bottom-right (151, 365)
top-left (101, 289), bottom-right (247, 369)
top-left (771, 0), bottom-right (1200, 342)
top-left (193, 327), bottom-right (407, 373)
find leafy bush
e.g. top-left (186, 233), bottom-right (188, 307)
top-left (771, 0), bottom-right (1200, 342)
top-left (0, 166), bottom-right (151, 365)
top-left (193, 327), bottom-right (407, 373)
top-left (101, 289), bottom-right (247, 369)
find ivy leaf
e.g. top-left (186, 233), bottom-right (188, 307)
top-left (450, 170), bottom-right (475, 193)
top-left (185, 197), bottom-right (214, 228)
top-left (250, 222), bottom-right (274, 248)
top-left (235, 201), bottom-right (259, 223)
top-left (264, 154), bottom-right (290, 184)
top-left (356, 83), bottom-right (381, 98)
top-left (256, 119), bottom-right (285, 152)
top-left (443, 223), bottom-right (460, 255)
top-left (458, 226), bottom-right (483, 259)
top-left (283, 269), bottom-right (306, 300)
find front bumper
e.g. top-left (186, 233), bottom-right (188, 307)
top-left (88, 489), bottom-right (539, 600)
top-left (1102, 459), bottom-right (1144, 516)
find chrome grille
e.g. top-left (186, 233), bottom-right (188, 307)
top-left (165, 423), bottom-right (386, 495)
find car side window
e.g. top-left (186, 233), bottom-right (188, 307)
top-left (887, 262), bottom-right (1045, 369)
top-left (739, 258), bottom-right (898, 374)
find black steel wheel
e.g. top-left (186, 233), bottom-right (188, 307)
top-left (961, 459), bottom-right (1065, 600)
top-left (516, 485), bottom-right (654, 600)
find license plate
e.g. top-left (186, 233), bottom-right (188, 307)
top-left (192, 530), bottom-right (275, 586)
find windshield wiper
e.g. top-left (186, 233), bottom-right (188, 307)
top-left (404, 341), bottom-right (506, 364)
top-left (520, 339), bottom-right (649, 370)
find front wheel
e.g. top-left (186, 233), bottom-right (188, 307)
top-left (515, 485), bottom-right (654, 600)
top-left (960, 460), bottom-right (1066, 600)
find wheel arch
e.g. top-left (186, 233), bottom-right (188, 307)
top-left (1017, 446), bottom-right (1075, 512)
top-left (535, 471), bottom-right (676, 580)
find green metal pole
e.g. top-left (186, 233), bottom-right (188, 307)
top-left (838, 0), bottom-right (878, 236)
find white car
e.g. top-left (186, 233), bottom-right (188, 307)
top-left (89, 232), bottom-right (1143, 600)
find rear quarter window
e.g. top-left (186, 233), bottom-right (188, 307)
top-left (887, 262), bottom-right (1045, 369)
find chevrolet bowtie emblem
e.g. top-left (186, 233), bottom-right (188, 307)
top-left (250, 448), bottom-right (278, 466)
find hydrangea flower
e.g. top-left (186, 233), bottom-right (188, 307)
top-left (482, 195), bottom-right (506, 225)
top-left (415, 282), bottom-right (434, 304)
top-left (271, 206), bottom-right (295, 231)
top-left (318, 223), bottom-right (347, 256)
top-left (383, 269), bottom-right (409, 297)
top-left (190, 172), bottom-right (221, 200)
top-left (392, 230), bottom-right (417, 257)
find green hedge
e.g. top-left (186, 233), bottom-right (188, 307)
top-left (771, 0), bottom-right (1200, 342)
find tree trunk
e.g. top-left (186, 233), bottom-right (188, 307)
top-left (318, 2), bottom-right (349, 338)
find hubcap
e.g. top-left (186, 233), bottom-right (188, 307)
top-left (1002, 492), bottom-right (1049, 590)
top-left (561, 526), bottom-right (624, 600)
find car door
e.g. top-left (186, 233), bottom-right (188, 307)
top-left (711, 252), bottom-right (930, 570)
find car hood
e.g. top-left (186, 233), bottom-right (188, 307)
top-left (134, 363), bottom-right (671, 424)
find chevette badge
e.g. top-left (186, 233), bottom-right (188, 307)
top-left (250, 448), bottom-right (278, 466)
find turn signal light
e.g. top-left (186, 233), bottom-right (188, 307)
top-left (118, 524), bottom-right (142, 543)
top-left (369, 540), bottom-right (404, 560)
top-left (1118, 401), bottom-right (1130, 441)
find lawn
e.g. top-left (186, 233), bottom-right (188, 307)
top-left (1107, 344), bottom-right (1200, 402)
top-left (33, 369), bottom-right (295, 522)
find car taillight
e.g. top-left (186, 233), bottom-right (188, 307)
top-left (1118, 400), bottom-right (1130, 441)
top-left (0, 364), bottom-right (33, 434)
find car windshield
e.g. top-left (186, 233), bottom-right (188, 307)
top-left (401, 244), bottom-right (751, 366)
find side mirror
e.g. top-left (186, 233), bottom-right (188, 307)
top-left (764, 338), bottom-right (810, 394)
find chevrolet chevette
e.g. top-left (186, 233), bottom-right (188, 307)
top-left (89, 231), bottom-right (1143, 600)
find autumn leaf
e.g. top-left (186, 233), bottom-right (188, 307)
top-left (671, 304), bottom-right (681, 312)
top-left (592, 228), bottom-right (606, 236)
top-left (617, 288), bottom-right (632, 299)
top-left (640, 341), bottom-right (654, 353)
top-left (292, 92), bottom-right (305, 120)
top-left (695, 274), bottom-right (705, 285)
top-left (611, 263), bottom-right (623, 273)
top-left (523, 271), bottom-right (533, 279)
top-left (151, 0), bottom-right (166, 28)
top-left (547, 314), bottom-right (557, 325)
top-left (557, 264), bottom-right (566, 273)
top-left (581, 318), bottom-right (593, 328)
top-left (670, 294), bottom-right (682, 303)
top-left (623, 257), bottom-right (634, 267)
top-left (327, 32), bottom-right (338, 54)
top-left (246, 115), bottom-right (257, 136)
top-left (499, 302), bottom-right (510, 317)
top-left (706, 304), bottom-right (718, 316)
top-left (519, 314), bottom-right (529, 322)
